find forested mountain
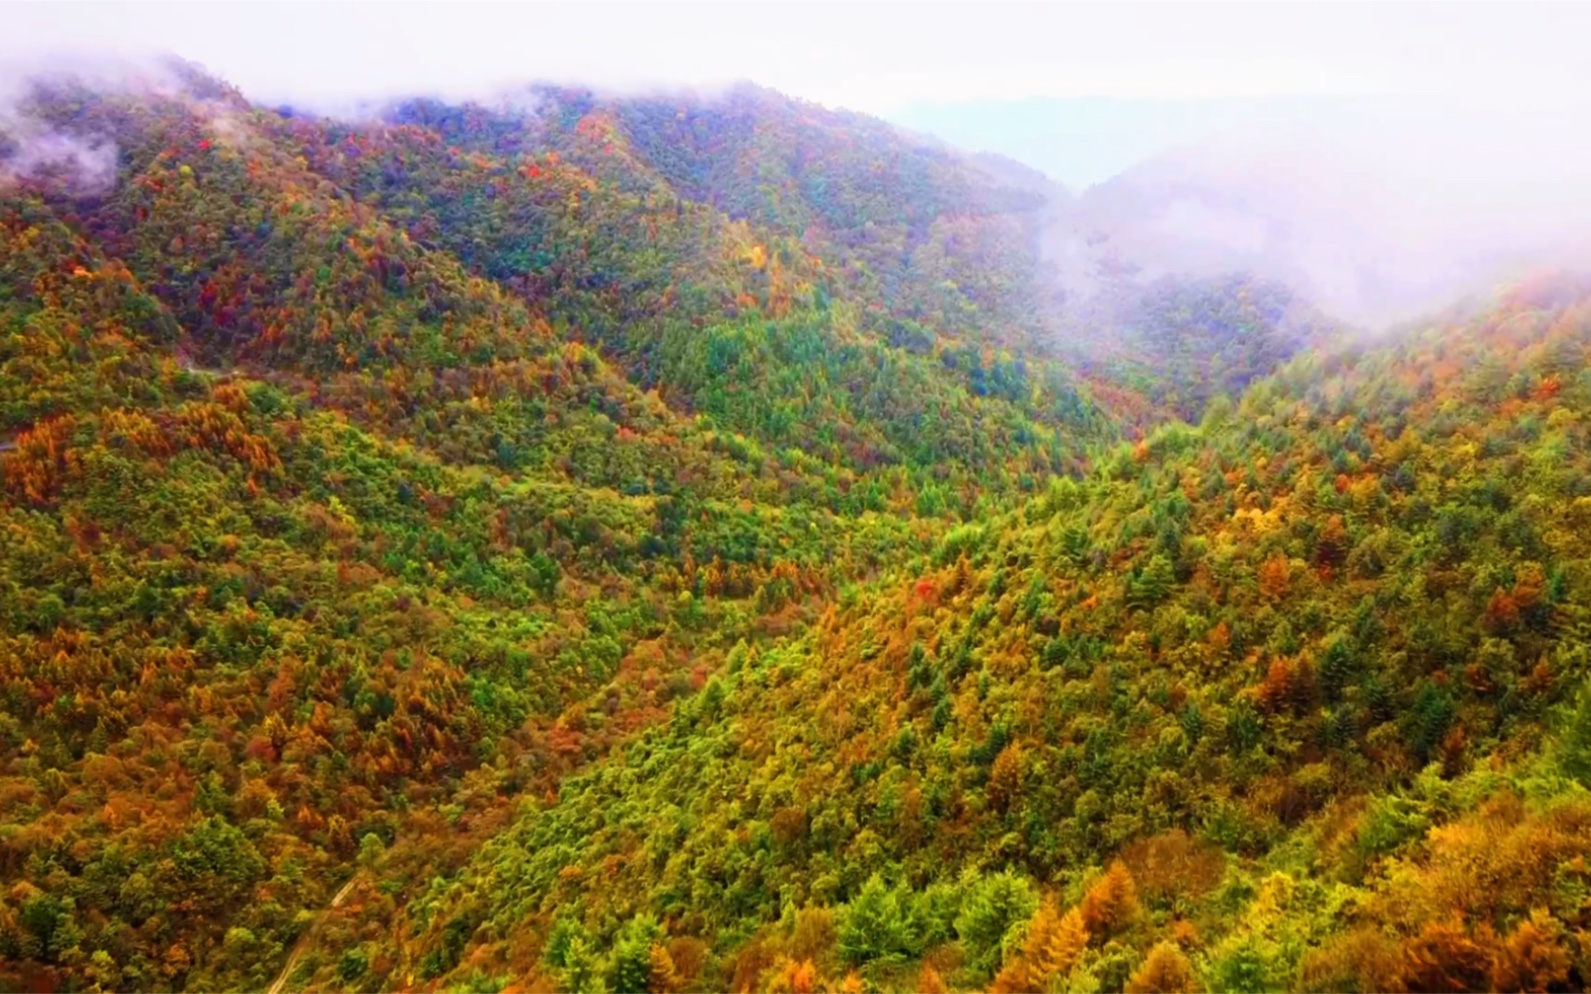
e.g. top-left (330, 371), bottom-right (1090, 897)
top-left (1064, 274), bottom-right (1344, 430)
top-left (370, 275), bottom-right (1591, 994)
top-left (2, 62), bottom-right (1590, 994)
top-left (0, 63), bottom-right (1104, 994)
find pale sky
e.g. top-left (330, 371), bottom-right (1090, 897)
top-left (6, 1), bottom-right (1591, 115)
top-left (7, 2), bottom-right (1591, 322)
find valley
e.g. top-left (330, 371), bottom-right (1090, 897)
top-left (1, 57), bottom-right (1589, 994)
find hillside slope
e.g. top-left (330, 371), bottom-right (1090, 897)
top-left (0, 67), bottom-right (1114, 992)
top-left (4, 62), bottom-right (1590, 994)
top-left (385, 279), bottom-right (1591, 993)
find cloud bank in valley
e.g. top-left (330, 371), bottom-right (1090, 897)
top-left (1039, 96), bottom-right (1591, 326)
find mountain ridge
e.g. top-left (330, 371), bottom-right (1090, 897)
top-left (2, 61), bottom-right (1590, 994)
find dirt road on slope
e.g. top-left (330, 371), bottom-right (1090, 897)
top-left (266, 874), bottom-right (360, 994)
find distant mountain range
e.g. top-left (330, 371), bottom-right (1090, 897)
top-left (898, 95), bottom-right (1591, 325)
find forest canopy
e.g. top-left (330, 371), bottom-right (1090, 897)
top-left (2, 62), bottom-right (1591, 994)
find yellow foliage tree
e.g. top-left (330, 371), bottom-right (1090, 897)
top-left (988, 742), bottom-right (1025, 811)
top-left (760, 956), bottom-right (818, 994)
top-left (1080, 862), bottom-right (1141, 939)
top-left (990, 899), bottom-right (1090, 993)
top-left (1398, 919), bottom-right (1490, 993)
top-left (1488, 910), bottom-right (1570, 993)
top-left (917, 963), bottom-right (948, 994)
top-left (1124, 941), bottom-right (1200, 994)
top-left (647, 943), bottom-right (680, 994)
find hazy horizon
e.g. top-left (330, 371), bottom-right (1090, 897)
top-left (9, 2), bottom-right (1591, 185)
top-left (7, 1), bottom-right (1591, 326)
top-left (8, 3), bottom-right (1591, 113)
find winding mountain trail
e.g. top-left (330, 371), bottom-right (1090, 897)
top-left (266, 874), bottom-right (360, 994)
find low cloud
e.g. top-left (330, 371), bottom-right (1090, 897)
top-left (1047, 97), bottom-right (1591, 326)
top-left (0, 53), bottom-right (248, 195)
top-left (0, 54), bottom-right (162, 195)
top-left (0, 116), bottom-right (118, 194)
